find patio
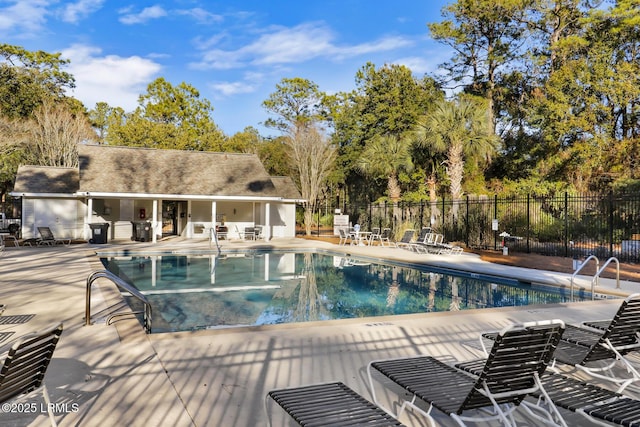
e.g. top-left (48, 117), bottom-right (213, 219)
top-left (0, 238), bottom-right (637, 426)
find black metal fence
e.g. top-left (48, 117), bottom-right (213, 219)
top-left (321, 193), bottom-right (640, 263)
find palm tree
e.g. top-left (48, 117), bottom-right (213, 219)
top-left (357, 134), bottom-right (413, 201)
top-left (413, 97), bottom-right (497, 207)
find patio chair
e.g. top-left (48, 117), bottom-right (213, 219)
top-left (378, 228), bottom-right (393, 247)
top-left (551, 293), bottom-right (640, 392)
top-left (265, 381), bottom-right (405, 426)
top-left (394, 229), bottom-right (415, 250)
top-left (369, 227), bottom-right (381, 244)
top-left (411, 232), bottom-right (442, 253)
top-left (0, 322), bottom-right (64, 427)
top-left (337, 228), bottom-right (354, 246)
top-left (535, 372), bottom-right (640, 426)
top-left (415, 227), bottom-right (431, 244)
top-left (367, 319), bottom-right (566, 427)
top-left (456, 353), bottom-right (640, 427)
top-left (37, 227), bottom-right (71, 246)
top-left (478, 294), bottom-right (640, 394)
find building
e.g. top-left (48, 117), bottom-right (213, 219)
top-left (11, 145), bottom-right (303, 242)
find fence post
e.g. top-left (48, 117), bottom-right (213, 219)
top-left (526, 194), bottom-right (531, 253)
top-left (493, 194), bottom-right (498, 251)
top-left (442, 196), bottom-right (445, 234)
top-left (609, 191), bottom-right (614, 258)
top-left (465, 196), bottom-right (470, 248)
top-left (564, 192), bottom-right (569, 258)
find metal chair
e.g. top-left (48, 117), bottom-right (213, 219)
top-left (368, 320), bottom-right (566, 426)
top-left (0, 323), bottom-right (64, 426)
top-left (266, 381), bottom-right (405, 426)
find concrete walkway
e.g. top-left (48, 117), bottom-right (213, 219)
top-left (0, 238), bottom-right (637, 426)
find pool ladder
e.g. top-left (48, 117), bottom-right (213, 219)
top-left (85, 270), bottom-right (153, 334)
top-left (210, 227), bottom-right (222, 254)
top-left (570, 255), bottom-right (620, 301)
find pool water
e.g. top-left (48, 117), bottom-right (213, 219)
top-left (101, 251), bottom-right (587, 333)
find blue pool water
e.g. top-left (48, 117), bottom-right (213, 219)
top-left (100, 250), bottom-right (588, 333)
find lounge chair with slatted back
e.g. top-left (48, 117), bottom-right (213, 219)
top-left (535, 372), bottom-right (640, 426)
top-left (394, 229), bottom-right (415, 250)
top-left (456, 351), bottom-right (640, 426)
top-left (0, 323), bottom-right (63, 427)
top-left (265, 381), bottom-right (405, 426)
top-left (367, 319), bottom-right (565, 427)
top-left (378, 228), bottom-right (392, 247)
top-left (37, 227), bottom-right (71, 246)
top-left (549, 293), bottom-right (640, 392)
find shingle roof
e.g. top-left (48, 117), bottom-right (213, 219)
top-left (13, 145), bottom-right (302, 200)
top-left (13, 166), bottom-right (79, 194)
top-left (270, 176), bottom-right (301, 200)
top-left (79, 145), bottom-right (281, 197)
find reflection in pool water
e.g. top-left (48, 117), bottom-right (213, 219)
top-left (101, 251), bottom-right (586, 333)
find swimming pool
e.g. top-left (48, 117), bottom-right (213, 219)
top-left (101, 250), bottom-right (589, 333)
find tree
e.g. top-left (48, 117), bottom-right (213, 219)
top-left (287, 125), bottom-right (336, 235)
top-left (263, 78), bottom-right (336, 234)
top-left (262, 77), bottom-right (327, 133)
top-left (428, 0), bottom-right (530, 132)
top-left (104, 77), bottom-right (225, 150)
top-left (357, 134), bottom-right (413, 202)
top-left (29, 100), bottom-right (95, 168)
top-left (0, 116), bottom-right (31, 199)
top-left (88, 101), bottom-right (112, 143)
top-left (329, 63), bottom-right (442, 204)
top-left (0, 44), bottom-right (75, 119)
top-left (413, 97), bottom-right (498, 207)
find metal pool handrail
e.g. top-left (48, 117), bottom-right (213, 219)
top-left (571, 255), bottom-right (599, 301)
top-left (85, 270), bottom-right (152, 334)
top-left (594, 257), bottom-right (620, 290)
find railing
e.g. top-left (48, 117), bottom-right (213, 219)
top-left (594, 257), bottom-right (620, 290)
top-left (210, 227), bottom-right (221, 254)
top-left (85, 270), bottom-right (152, 334)
top-left (570, 256), bottom-right (621, 300)
top-left (570, 255), bottom-right (599, 301)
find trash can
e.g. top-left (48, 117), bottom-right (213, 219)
top-left (89, 223), bottom-right (109, 244)
top-left (131, 221), bottom-right (151, 242)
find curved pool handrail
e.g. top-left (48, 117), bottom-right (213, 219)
top-left (85, 270), bottom-right (152, 333)
top-left (571, 255), bottom-right (599, 301)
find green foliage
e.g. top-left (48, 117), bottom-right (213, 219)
top-left (262, 77), bottom-right (327, 132)
top-left (103, 77), bottom-right (225, 151)
top-left (0, 44), bottom-right (75, 119)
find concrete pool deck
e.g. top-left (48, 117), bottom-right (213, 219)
top-left (0, 237), bottom-right (639, 426)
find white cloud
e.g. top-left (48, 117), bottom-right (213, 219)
top-left (191, 21), bottom-right (414, 70)
top-left (176, 8), bottom-right (223, 25)
top-left (0, 0), bottom-right (50, 35)
top-left (119, 5), bottom-right (167, 25)
top-left (61, 44), bottom-right (162, 111)
top-left (393, 56), bottom-right (437, 75)
top-left (210, 81), bottom-right (256, 97)
top-left (208, 71), bottom-right (264, 97)
top-left (61, 0), bottom-right (104, 24)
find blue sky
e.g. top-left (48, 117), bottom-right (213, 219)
top-left (1, 0), bottom-right (453, 137)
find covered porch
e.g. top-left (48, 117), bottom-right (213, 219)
top-left (83, 195), bottom-right (297, 243)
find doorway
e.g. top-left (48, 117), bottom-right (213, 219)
top-left (162, 201), bottom-right (187, 236)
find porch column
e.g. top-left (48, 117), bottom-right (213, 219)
top-left (264, 202), bottom-right (271, 240)
top-left (211, 201), bottom-right (218, 242)
top-left (152, 199), bottom-right (159, 243)
top-left (186, 200), bottom-right (193, 238)
top-left (85, 198), bottom-right (94, 240)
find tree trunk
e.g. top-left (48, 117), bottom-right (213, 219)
top-left (387, 173), bottom-right (401, 201)
top-left (448, 142), bottom-right (464, 218)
